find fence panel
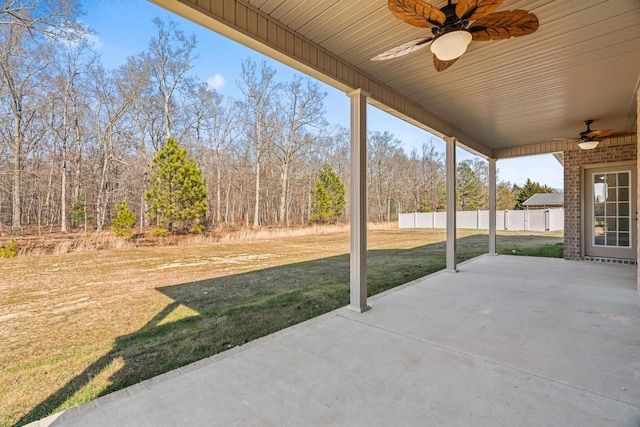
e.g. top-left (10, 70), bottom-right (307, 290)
top-left (548, 209), bottom-right (564, 231)
top-left (434, 212), bottom-right (447, 228)
top-left (457, 211), bottom-right (478, 229)
top-left (497, 211), bottom-right (506, 230)
top-left (416, 212), bottom-right (433, 228)
top-left (398, 209), bottom-right (563, 231)
top-left (505, 210), bottom-right (525, 230)
top-left (398, 213), bottom-right (415, 228)
top-left (527, 210), bottom-right (547, 231)
top-left (478, 211), bottom-right (489, 229)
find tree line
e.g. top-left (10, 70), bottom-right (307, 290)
top-left (0, 2), bottom-right (553, 235)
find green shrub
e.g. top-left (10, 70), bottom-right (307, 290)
top-left (112, 200), bottom-right (136, 238)
top-left (190, 224), bottom-right (206, 234)
top-left (71, 200), bottom-right (87, 226)
top-left (0, 239), bottom-right (17, 258)
top-left (150, 228), bottom-right (168, 237)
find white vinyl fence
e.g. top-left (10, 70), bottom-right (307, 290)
top-left (398, 209), bottom-right (564, 232)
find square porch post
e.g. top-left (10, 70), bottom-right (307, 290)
top-left (445, 136), bottom-right (457, 272)
top-left (489, 158), bottom-right (497, 255)
top-left (348, 89), bottom-right (370, 312)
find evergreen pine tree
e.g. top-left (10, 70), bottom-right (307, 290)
top-left (145, 137), bottom-right (207, 232)
top-left (513, 178), bottom-right (553, 210)
top-left (321, 163), bottom-right (346, 219)
top-left (70, 200), bottom-right (86, 227)
top-left (456, 160), bottom-right (484, 211)
top-left (310, 180), bottom-right (332, 224)
top-left (112, 200), bottom-right (136, 238)
top-left (309, 164), bottom-right (346, 224)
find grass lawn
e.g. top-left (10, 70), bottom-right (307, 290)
top-left (0, 228), bottom-right (562, 426)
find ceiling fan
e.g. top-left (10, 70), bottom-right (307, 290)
top-left (558, 120), bottom-right (637, 150)
top-left (371, 0), bottom-right (539, 71)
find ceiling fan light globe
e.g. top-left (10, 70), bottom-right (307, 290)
top-left (430, 30), bottom-right (472, 61)
top-left (578, 140), bottom-right (599, 150)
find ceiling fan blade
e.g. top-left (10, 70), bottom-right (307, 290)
top-left (388, 0), bottom-right (446, 28)
top-left (468, 10), bottom-right (539, 41)
top-left (455, 0), bottom-right (503, 22)
top-left (371, 36), bottom-right (433, 61)
top-left (607, 130), bottom-right (637, 138)
top-left (433, 55), bottom-right (460, 72)
top-left (588, 130), bottom-right (637, 139)
top-left (585, 129), bottom-right (616, 138)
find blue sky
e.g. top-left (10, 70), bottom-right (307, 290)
top-left (79, 0), bottom-right (564, 190)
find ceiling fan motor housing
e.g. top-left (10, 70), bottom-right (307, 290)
top-left (579, 120), bottom-right (594, 140)
top-left (433, 2), bottom-right (468, 36)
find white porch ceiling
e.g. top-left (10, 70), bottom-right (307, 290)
top-left (153, 0), bottom-right (640, 158)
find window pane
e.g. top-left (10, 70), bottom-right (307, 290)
top-left (619, 202), bottom-right (630, 216)
top-left (606, 218), bottom-right (617, 232)
top-left (594, 180), bottom-right (608, 203)
top-left (606, 173), bottom-right (617, 186)
top-left (606, 203), bottom-right (617, 216)
top-left (619, 218), bottom-right (629, 232)
top-left (594, 217), bottom-right (605, 244)
top-left (594, 203), bottom-right (605, 216)
top-left (619, 233), bottom-right (630, 247)
top-left (618, 172), bottom-right (629, 187)
top-left (606, 232), bottom-right (617, 246)
top-left (618, 187), bottom-right (629, 202)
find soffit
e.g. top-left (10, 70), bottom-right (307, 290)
top-left (157, 0), bottom-right (640, 156)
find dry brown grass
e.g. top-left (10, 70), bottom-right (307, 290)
top-left (0, 227), bottom-right (562, 426)
top-left (0, 231), bottom-right (134, 256)
top-left (0, 223), bottom-right (401, 257)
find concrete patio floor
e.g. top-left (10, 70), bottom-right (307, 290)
top-left (35, 255), bottom-right (640, 426)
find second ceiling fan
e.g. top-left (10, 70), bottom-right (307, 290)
top-left (372, 0), bottom-right (539, 71)
top-left (557, 120), bottom-right (637, 150)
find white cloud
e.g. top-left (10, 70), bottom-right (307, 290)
top-left (86, 33), bottom-right (103, 50)
top-left (49, 22), bottom-right (102, 50)
top-left (206, 74), bottom-right (226, 90)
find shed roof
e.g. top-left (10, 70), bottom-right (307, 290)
top-left (522, 193), bottom-right (564, 207)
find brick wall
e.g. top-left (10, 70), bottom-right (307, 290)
top-left (563, 144), bottom-right (637, 260)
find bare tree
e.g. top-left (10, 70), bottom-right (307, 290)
top-left (205, 95), bottom-right (239, 225)
top-left (0, 0), bottom-right (80, 37)
top-left (272, 75), bottom-right (327, 224)
top-left (145, 17), bottom-right (197, 142)
top-left (0, 25), bottom-right (51, 233)
top-left (185, 82), bottom-right (240, 225)
top-left (419, 142), bottom-right (445, 212)
top-left (238, 59), bottom-right (279, 227)
top-left (91, 65), bottom-right (136, 230)
top-left (0, 0), bottom-right (80, 234)
top-left (368, 131), bottom-right (402, 221)
top-left (49, 37), bottom-right (96, 232)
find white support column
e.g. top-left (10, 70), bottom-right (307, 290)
top-left (445, 136), bottom-right (457, 272)
top-left (489, 158), bottom-right (497, 255)
top-left (348, 89), bottom-right (370, 312)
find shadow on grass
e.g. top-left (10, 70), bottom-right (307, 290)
top-left (14, 233), bottom-right (562, 426)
